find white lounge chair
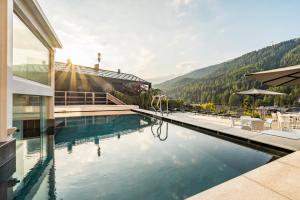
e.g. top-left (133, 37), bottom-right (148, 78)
top-left (230, 117), bottom-right (251, 130)
top-left (251, 120), bottom-right (264, 131)
top-left (278, 114), bottom-right (293, 130)
top-left (264, 118), bottom-right (273, 129)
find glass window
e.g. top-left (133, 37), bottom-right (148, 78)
top-left (13, 14), bottom-right (50, 85)
top-left (12, 94), bottom-right (53, 194)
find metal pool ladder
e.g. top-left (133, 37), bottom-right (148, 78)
top-left (151, 95), bottom-right (169, 116)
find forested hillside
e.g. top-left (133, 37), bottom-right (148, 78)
top-left (155, 38), bottom-right (300, 106)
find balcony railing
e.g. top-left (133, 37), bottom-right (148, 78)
top-left (55, 91), bottom-right (125, 106)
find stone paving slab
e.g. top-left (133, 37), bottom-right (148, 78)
top-left (194, 123), bottom-right (231, 131)
top-left (187, 175), bottom-right (289, 200)
top-left (245, 161), bottom-right (300, 200)
top-left (218, 127), bottom-right (262, 139)
top-left (278, 151), bottom-right (300, 168)
top-left (55, 105), bottom-right (138, 113)
top-left (250, 134), bottom-right (300, 151)
top-left (54, 110), bottom-right (136, 118)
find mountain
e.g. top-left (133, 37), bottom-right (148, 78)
top-left (155, 63), bottom-right (223, 90)
top-left (155, 38), bottom-right (300, 106)
top-left (146, 74), bottom-right (181, 85)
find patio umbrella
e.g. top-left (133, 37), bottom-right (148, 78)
top-left (246, 65), bottom-right (300, 86)
top-left (237, 88), bottom-right (285, 117)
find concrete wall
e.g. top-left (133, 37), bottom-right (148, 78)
top-left (0, 0), bottom-right (13, 142)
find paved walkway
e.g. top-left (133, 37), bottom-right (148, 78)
top-left (132, 109), bottom-right (300, 200)
top-left (54, 110), bottom-right (136, 118)
top-left (55, 105), bottom-right (138, 113)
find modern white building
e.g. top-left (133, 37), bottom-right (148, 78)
top-left (0, 0), bottom-right (61, 198)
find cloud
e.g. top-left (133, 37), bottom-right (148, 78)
top-left (172, 0), bottom-right (194, 19)
top-left (176, 61), bottom-right (201, 70)
top-left (219, 28), bottom-right (225, 34)
top-left (173, 0), bottom-right (193, 7)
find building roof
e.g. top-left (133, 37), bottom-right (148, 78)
top-left (55, 62), bottom-right (151, 84)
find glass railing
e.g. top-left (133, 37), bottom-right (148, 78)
top-left (13, 64), bottom-right (50, 85)
top-left (13, 13), bottom-right (51, 86)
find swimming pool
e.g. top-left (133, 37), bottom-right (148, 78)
top-left (28, 114), bottom-right (277, 200)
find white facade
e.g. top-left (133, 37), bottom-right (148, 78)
top-left (0, 0), bottom-right (62, 142)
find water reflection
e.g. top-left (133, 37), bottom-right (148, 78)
top-left (94, 137), bottom-right (101, 157)
top-left (151, 118), bottom-right (169, 141)
top-left (55, 115), bottom-right (153, 154)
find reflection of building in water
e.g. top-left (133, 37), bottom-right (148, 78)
top-left (12, 94), bottom-right (56, 198)
top-left (13, 135), bottom-right (55, 200)
top-left (55, 115), bottom-right (153, 152)
top-left (94, 138), bottom-right (101, 157)
top-left (97, 145), bottom-right (101, 157)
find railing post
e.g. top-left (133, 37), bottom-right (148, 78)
top-left (166, 98), bottom-right (168, 116)
top-left (64, 91), bottom-right (67, 106)
top-left (92, 92), bottom-right (95, 105)
top-left (106, 93), bottom-right (108, 104)
top-left (84, 92), bottom-right (86, 105)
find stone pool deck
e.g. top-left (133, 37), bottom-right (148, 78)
top-left (55, 105), bottom-right (138, 113)
top-left (132, 109), bottom-right (300, 200)
top-left (54, 110), bottom-right (136, 118)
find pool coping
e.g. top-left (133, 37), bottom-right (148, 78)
top-left (133, 109), bottom-right (300, 200)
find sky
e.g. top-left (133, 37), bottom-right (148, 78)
top-left (39, 0), bottom-right (300, 82)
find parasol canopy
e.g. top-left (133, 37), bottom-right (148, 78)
top-left (237, 88), bottom-right (285, 117)
top-left (247, 65), bottom-right (300, 86)
top-left (237, 88), bottom-right (286, 96)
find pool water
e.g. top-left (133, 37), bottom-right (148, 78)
top-left (32, 114), bottom-right (275, 200)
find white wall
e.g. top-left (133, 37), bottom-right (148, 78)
top-left (0, 0), bottom-right (13, 142)
top-left (12, 76), bottom-right (54, 97)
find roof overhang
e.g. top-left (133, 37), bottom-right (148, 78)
top-left (14, 0), bottom-right (62, 49)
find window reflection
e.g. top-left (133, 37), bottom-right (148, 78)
top-left (12, 94), bottom-right (52, 197)
top-left (13, 14), bottom-right (50, 85)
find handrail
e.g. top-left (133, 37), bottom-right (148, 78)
top-left (56, 90), bottom-right (106, 93)
top-left (106, 93), bottom-right (125, 105)
top-left (151, 95), bottom-right (168, 116)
